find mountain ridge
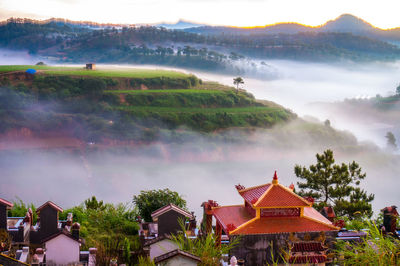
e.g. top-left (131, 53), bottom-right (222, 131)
top-left (183, 14), bottom-right (400, 43)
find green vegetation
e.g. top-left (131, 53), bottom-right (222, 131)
top-left (335, 220), bottom-right (400, 265)
top-left (295, 149), bottom-right (374, 218)
top-left (0, 66), bottom-right (294, 140)
top-left (133, 189), bottom-right (187, 222)
top-left (170, 220), bottom-right (240, 265)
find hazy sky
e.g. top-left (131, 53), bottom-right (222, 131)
top-left (1, 0), bottom-right (400, 28)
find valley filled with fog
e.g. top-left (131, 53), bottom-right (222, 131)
top-left (2, 54), bottom-right (400, 218)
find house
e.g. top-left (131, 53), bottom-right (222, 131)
top-left (151, 203), bottom-right (194, 237)
top-left (0, 198), bottom-right (86, 265)
top-left (144, 235), bottom-right (179, 260)
top-left (202, 172), bottom-right (339, 265)
top-left (43, 231), bottom-right (81, 265)
top-left (0, 198), bottom-right (13, 230)
top-left (85, 63), bottom-right (96, 70)
top-left (30, 201), bottom-right (64, 243)
top-left (153, 249), bottom-right (201, 266)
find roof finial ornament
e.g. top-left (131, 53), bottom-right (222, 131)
top-left (272, 170), bottom-right (278, 185)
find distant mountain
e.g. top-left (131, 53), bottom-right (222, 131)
top-left (184, 14), bottom-right (400, 44)
top-left (321, 14), bottom-right (375, 33)
top-left (157, 20), bottom-right (205, 29)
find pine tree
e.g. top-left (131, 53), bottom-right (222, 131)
top-left (294, 149), bottom-right (374, 218)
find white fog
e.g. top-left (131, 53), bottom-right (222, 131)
top-left (2, 57), bottom-right (400, 218)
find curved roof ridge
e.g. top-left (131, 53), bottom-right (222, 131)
top-left (237, 183), bottom-right (271, 193)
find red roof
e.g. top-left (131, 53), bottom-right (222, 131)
top-left (0, 198), bottom-right (13, 208)
top-left (291, 242), bottom-right (326, 252)
top-left (36, 201), bottom-right (63, 213)
top-left (237, 173), bottom-right (311, 208)
top-left (289, 255), bottom-right (327, 264)
top-left (231, 216), bottom-right (337, 235)
top-left (254, 184), bottom-right (311, 207)
top-left (213, 205), bottom-right (255, 232)
top-left (238, 184), bottom-right (271, 205)
top-left (303, 207), bottom-right (333, 225)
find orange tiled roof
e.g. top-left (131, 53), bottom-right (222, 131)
top-left (303, 207), bottom-right (334, 224)
top-left (254, 184), bottom-right (311, 208)
top-left (231, 216), bottom-right (338, 235)
top-left (213, 205), bottom-right (255, 232)
top-left (238, 184), bottom-right (271, 205)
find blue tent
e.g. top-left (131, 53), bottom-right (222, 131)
top-left (25, 69), bottom-right (37, 75)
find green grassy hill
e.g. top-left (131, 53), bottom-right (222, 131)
top-left (0, 65), bottom-right (295, 141)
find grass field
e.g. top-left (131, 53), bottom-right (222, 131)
top-left (0, 65), bottom-right (190, 79)
top-left (117, 106), bottom-right (285, 114)
top-left (105, 89), bottom-right (227, 94)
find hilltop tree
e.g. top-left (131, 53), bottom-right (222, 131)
top-left (385, 131), bottom-right (397, 150)
top-left (233, 77), bottom-right (244, 91)
top-left (133, 189), bottom-right (187, 222)
top-left (294, 149), bottom-right (374, 218)
top-left (396, 83), bottom-right (400, 95)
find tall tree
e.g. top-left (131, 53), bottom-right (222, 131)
top-left (385, 131), bottom-right (397, 150)
top-left (233, 77), bottom-right (244, 91)
top-left (133, 189), bottom-right (187, 222)
top-left (294, 149), bottom-right (374, 218)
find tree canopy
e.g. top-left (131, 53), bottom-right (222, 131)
top-left (133, 188), bottom-right (187, 222)
top-left (294, 149), bottom-right (374, 218)
top-left (385, 131), bottom-right (397, 150)
top-left (233, 77), bottom-right (244, 90)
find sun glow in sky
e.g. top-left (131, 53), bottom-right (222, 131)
top-left (0, 0), bottom-right (400, 29)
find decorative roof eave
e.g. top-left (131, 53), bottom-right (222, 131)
top-left (0, 198), bottom-right (13, 209)
top-left (229, 217), bottom-right (259, 235)
top-left (302, 215), bottom-right (340, 231)
top-left (237, 183), bottom-right (270, 193)
top-left (151, 203), bottom-right (193, 221)
top-left (36, 201), bottom-right (63, 213)
top-left (229, 228), bottom-right (338, 236)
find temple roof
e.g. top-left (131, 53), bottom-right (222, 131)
top-left (238, 184), bottom-right (271, 205)
top-left (230, 216), bottom-right (337, 235)
top-left (237, 172), bottom-right (311, 208)
top-left (213, 172), bottom-right (339, 235)
top-left (213, 205), bottom-right (255, 232)
top-left (213, 205), bottom-right (338, 235)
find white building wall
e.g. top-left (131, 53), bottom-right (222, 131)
top-left (149, 239), bottom-right (179, 260)
top-left (45, 234), bottom-right (80, 265)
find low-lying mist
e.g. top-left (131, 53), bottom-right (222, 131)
top-left (2, 58), bottom-right (400, 218)
top-left (0, 49), bottom-right (41, 65)
top-left (1, 120), bottom-right (398, 218)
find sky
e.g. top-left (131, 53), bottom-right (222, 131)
top-left (1, 0), bottom-right (400, 29)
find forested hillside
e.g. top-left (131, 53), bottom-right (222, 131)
top-left (1, 18), bottom-right (400, 73)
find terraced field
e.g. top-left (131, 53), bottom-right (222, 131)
top-left (0, 65), bottom-right (190, 79)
